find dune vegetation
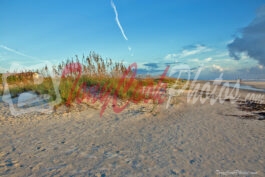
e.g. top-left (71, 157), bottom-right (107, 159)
top-left (0, 52), bottom-right (183, 108)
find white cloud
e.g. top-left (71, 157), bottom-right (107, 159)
top-left (204, 57), bottom-right (212, 62)
top-left (180, 44), bottom-right (211, 58)
top-left (110, 0), bottom-right (128, 41)
top-left (212, 64), bottom-right (224, 72)
top-left (212, 52), bottom-right (229, 58)
top-left (240, 52), bottom-right (250, 60)
top-left (164, 44), bottom-right (212, 60)
top-left (164, 53), bottom-right (178, 60)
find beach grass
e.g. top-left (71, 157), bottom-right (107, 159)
top-left (0, 52), bottom-right (185, 107)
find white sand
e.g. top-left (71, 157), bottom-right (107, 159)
top-left (0, 82), bottom-right (265, 176)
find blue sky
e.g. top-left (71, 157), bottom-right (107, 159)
top-left (1, 0), bottom-right (265, 80)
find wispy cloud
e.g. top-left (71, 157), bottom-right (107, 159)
top-left (164, 44), bottom-right (212, 60)
top-left (111, 0), bottom-right (128, 41)
top-left (0, 45), bottom-right (36, 59)
top-left (180, 44), bottom-right (211, 58)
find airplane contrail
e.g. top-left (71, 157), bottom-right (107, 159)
top-left (110, 0), bottom-right (128, 41)
top-left (0, 44), bottom-right (36, 59)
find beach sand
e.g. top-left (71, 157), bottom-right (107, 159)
top-left (242, 81), bottom-right (265, 90)
top-left (0, 82), bottom-right (265, 176)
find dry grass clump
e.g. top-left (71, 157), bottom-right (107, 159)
top-left (1, 52), bottom-right (185, 110)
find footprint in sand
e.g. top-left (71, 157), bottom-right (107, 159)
top-left (0, 159), bottom-right (21, 168)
